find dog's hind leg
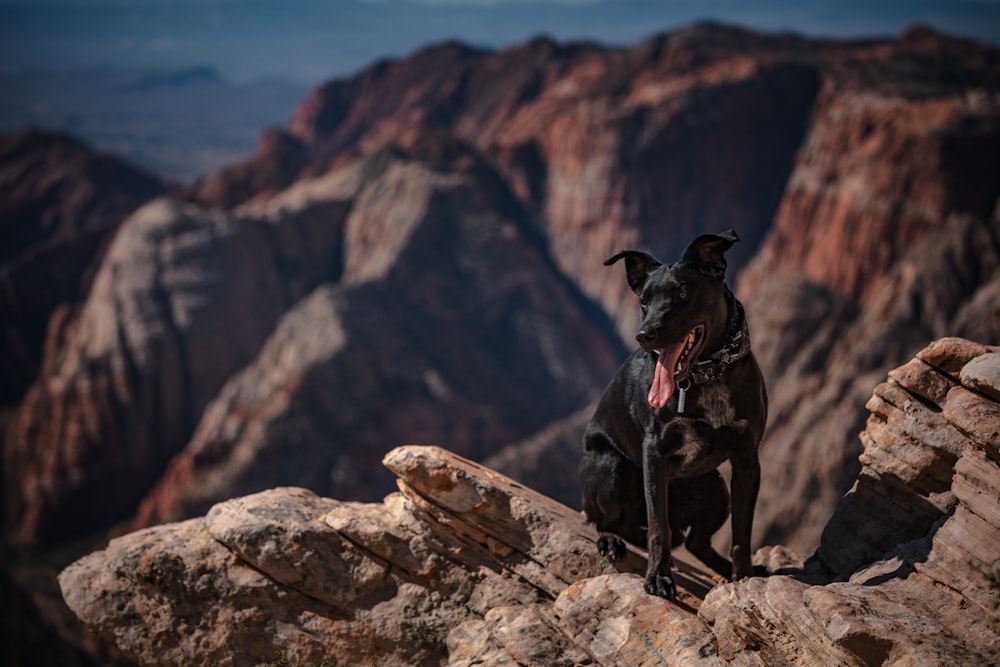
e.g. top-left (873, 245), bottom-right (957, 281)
top-left (581, 433), bottom-right (645, 562)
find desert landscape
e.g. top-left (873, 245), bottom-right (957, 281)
top-left (2, 20), bottom-right (998, 666)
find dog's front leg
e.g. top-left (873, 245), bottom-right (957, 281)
top-left (642, 424), bottom-right (679, 599)
top-left (729, 450), bottom-right (760, 581)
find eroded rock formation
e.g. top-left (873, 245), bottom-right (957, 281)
top-left (5, 135), bottom-right (623, 547)
top-left (60, 338), bottom-right (1000, 666)
top-left (7, 23), bottom-right (1000, 667)
top-left (8, 24), bottom-right (999, 560)
top-left (4, 194), bottom-right (346, 545)
top-left (0, 129), bottom-right (165, 403)
top-left (132, 138), bottom-right (623, 528)
top-left (170, 22), bottom-right (1000, 558)
top-left (742, 214), bottom-right (1000, 553)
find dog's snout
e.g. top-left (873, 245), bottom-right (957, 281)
top-left (636, 326), bottom-right (658, 345)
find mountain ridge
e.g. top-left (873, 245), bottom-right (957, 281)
top-left (2, 21), bottom-right (999, 665)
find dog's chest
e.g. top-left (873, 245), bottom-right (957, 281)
top-left (691, 382), bottom-right (735, 429)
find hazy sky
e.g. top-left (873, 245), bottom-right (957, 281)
top-left (1, 0), bottom-right (999, 84)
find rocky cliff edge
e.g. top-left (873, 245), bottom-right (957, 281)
top-left (59, 337), bottom-right (1000, 666)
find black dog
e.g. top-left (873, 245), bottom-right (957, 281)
top-left (580, 230), bottom-right (767, 599)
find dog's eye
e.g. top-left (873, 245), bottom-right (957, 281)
top-left (677, 287), bottom-right (689, 301)
top-left (639, 297), bottom-right (648, 309)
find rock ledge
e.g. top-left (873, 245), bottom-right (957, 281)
top-left (60, 338), bottom-right (1000, 666)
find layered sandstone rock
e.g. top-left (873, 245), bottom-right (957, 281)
top-left (4, 191), bottom-right (347, 544)
top-left (727, 29), bottom-right (1000, 553)
top-left (700, 338), bottom-right (1000, 667)
top-left (166, 25), bottom-right (1000, 560)
top-left (743, 213), bottom-right (1000, 554)
top-left (61, 447), bottom-right (651, 666)
top-left (60, 338), bottom-right (1000, 666)
top-left (210, 24), bottom-right (835, 339)
top-left (12, 25), bottom-right (999, 559)
top-left (132, 138), bottom-right (623, 527)
top-left (0, 129), bottom-right (164, 403)
top-left (5, 135), bottom-right (623, 546)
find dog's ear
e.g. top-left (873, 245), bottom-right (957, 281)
top-left (681, 229), bottom-right (740, 279)
top-left (604, 250), bottom-right (662, 293)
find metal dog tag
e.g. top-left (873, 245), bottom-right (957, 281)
top-left (677, 383), bottom-right (688, 414)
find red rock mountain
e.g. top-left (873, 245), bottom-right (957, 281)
top-left (132, 136), bottom-right (624, 528)
top-left (5, 22), bottom-right (1000, 666)
top-left (0, 129), bottom-right (165, 404)
top-left (5, 133), bottom-right (624, 546)
top-left (734, 26), bottom-right (1000, 551)
top-left (4, 23), bottom-right (1000, 565)
top-left (197, 25), bottom-right (828, 340)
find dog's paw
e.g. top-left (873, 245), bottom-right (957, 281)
top-left (644, 573), bottom-right (677, 600)
top-left (597, 534), bottom-right (627, 562)
top-left (730, 569), bottom-right (756, 583)
top-left (731, 561), bottom-right (755, 582)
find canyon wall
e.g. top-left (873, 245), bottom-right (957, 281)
top-left (5, 22), bottom-right (998, 558)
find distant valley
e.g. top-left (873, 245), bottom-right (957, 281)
top-left (0, 66), bottom-right (309, 181)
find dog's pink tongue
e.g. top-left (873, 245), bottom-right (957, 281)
top-left (649, 342), bottom-right (685, 409)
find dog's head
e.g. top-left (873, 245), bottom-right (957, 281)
top-left (605, 230), bottom-right (739, 408)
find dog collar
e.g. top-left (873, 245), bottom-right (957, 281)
top-left (686, 299), bottom-right (752, 385)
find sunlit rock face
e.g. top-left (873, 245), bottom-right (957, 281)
top-left (0, 129), bottom-right (165, 404)
top-left (6, 138), bottom-right (623, 545)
